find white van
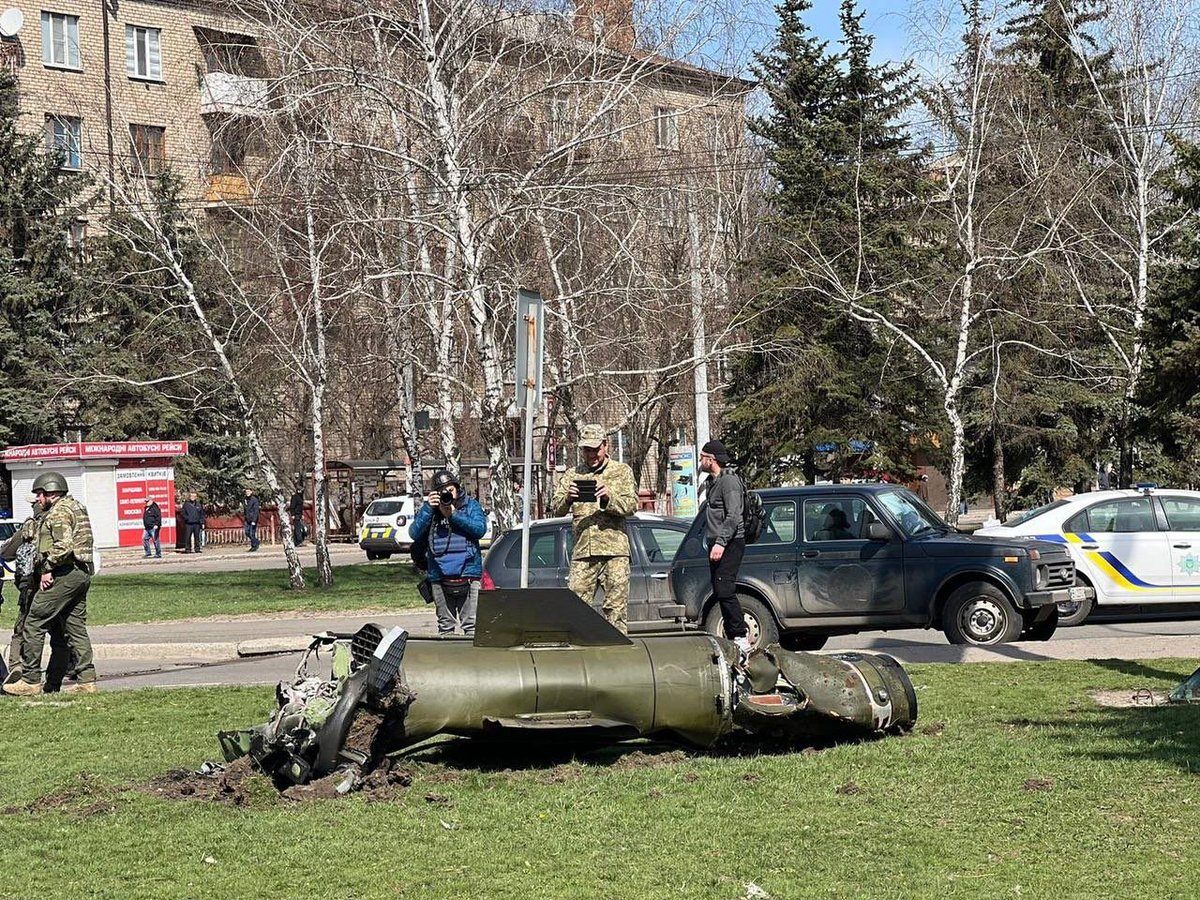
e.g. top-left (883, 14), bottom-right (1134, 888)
top-left (358, 496), bottom-right (419, 560)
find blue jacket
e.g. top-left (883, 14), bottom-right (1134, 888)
top-left (409, 495), bottom-right (487, 582)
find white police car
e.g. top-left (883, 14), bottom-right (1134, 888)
top-left (975, 487), bottom-right (1200, 626)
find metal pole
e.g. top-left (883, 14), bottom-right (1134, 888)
top-left (519, 312), bottom-right (537, 588)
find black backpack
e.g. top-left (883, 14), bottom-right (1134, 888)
top-left (409, 530), bottom-right (429, 571)
top-left (742, 481), bottom-right (766, 544)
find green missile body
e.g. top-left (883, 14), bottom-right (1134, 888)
top-left (219, 589), bottom-right (917, 786)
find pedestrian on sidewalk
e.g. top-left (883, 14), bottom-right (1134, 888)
top-left (699, 439), bottom-right (751, 654)
top-left (243, 487), bottom-right (261, 552)
top-left (3, 471), bottom-right (98, 696)
top-left (289, 487), bottom-right (306, 546)
top-left (182, 492), bottom-right (204, 554)
top-left (410, 469), bottom-right (486, 637)
top-left (142, 497), bottom-right (162, 558)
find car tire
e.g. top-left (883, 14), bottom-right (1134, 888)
top-left (780, 633), bottom-right (829, 652)
top-left (379, 553), bottom-right (393, 560)
top-left (703, 595), bottom-right (780, 649)
top-left (1056, 575), bottom-right (1095, 627)
top-left (942, 582), bottom-right (1023, 646)
top-left (365, 551), bottom-right (382, 561)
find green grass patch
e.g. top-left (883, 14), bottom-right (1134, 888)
top-left (2, 659), bottom-right (1200, 898)
top-left (0, 564), bottom-right (423, 627)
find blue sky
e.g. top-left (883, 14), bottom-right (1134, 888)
top-left (801, 0), bottom-right (914, 63)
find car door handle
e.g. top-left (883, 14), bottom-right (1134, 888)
top-left (802, 550), bottom-right (819, 559)
top-left (651, 572), bottom-right (669, 579)
top-left (1080, 543), bottom-right (1099, 550)
top-left (1175, 543), bottom-right (1193, 550)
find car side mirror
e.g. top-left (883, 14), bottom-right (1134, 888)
top-left (866, 522), bottom-right (892, 542)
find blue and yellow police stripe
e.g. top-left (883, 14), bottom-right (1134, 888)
top-left (1035, 531), bottom-right (1200, 593)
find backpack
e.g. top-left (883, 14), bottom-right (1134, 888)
top-left (742, 481), bottom-right (767, 544)
top-left (409, 530), bottom-right (429, 572)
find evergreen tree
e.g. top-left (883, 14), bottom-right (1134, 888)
top-left (0, 72), bottom-right (91, 446)
top-left (725, 0), bottom-right (938, 484)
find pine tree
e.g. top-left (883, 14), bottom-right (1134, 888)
top-left (725, 0), bottom-right (937, 484)
top-left (0, 72), bottom-right (91, 446)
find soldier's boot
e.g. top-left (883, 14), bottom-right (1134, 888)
top-left (3, 679), bottom-right (43, 696)
top-left (63, 682), bottom-right (97, 694)
top-left (2, 666), bottom-right (23, 687)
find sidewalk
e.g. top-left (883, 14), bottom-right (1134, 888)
top-left (97, 541), bottom-right (369, 575)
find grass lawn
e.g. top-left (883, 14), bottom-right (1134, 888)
top-left (2, 659), bottom-right (1200, 899)
top-left (0, 564), bottom-right (424, 627)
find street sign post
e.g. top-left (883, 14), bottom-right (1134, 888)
top-left (515, 289), bottom-right (544, 588)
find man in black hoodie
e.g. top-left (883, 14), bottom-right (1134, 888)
top-left (182, 492), bottom-right (204, 553)
top-left (243, 487), bottom-right (261, 552)
top-left (699, 439), bottom-right (750, 653)
top-left (142, 497), bottom-right (162, 558)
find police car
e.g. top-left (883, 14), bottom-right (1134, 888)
top-left (975, 486), bottom-right (1200, 626)
top-left (358, 496), bottom-right (419, 560)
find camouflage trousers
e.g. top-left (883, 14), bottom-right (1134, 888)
top-left (568, 555), bottom-right (631, 634)
top-left (6, 587), bottom-right (73, 691)
top-left (19, 567), bottom-right (95, 686)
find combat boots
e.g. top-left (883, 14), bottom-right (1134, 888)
top-left (2, 680), bottom-right (43, 696)
top-left (64, 682), bottom-right (98, 694)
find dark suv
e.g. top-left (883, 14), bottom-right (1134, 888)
top-left (668, 485), bottom-right (1078, 647)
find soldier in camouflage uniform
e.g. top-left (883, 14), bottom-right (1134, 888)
top-left (1, 496), bottom-right (72, 691)
top-left (551, 424), bottom-right (639, 633)
top-left (3, 471), bottom-right (97, 696)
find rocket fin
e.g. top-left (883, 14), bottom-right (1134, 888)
top-left (473, 588), bottom-right (635, 648)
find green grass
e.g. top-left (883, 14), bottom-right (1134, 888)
top-left (0, 564), bottom-right (424, 627)
top-left (2, 659), bottom-right (1200, 898)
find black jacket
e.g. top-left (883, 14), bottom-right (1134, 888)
top-left (289, 492), bottom-right (304, 518)
top-left (244, 495), bottom-right (261, 525)
top-left (182, 499), bottom-right (205, 526)
top-left (143, 502), bottom-right (162, 529)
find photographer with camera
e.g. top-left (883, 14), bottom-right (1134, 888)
top-left (409, 469), bottom-right (487, 637)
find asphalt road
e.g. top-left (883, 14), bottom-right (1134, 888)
top-left (91, 615), bottom-right (1200, 691)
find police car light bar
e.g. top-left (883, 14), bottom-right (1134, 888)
top-left (1134, 482), bottom-right (1157, 493)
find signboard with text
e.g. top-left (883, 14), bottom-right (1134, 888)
top-left (0, 441), bottom-right (188, 462)
top-left (116, 464), bottom-right (178, 547)
top-left (669, 447), bottom-right (698, 518)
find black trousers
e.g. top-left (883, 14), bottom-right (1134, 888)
top-left (709, 538), bottom-right (747, 638)
top-left (186, 523), bottom-right (203, 552)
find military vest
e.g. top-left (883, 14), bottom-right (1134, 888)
top-left (37, 495), bottom-right (94, 571)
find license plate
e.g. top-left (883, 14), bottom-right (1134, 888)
top-left (1069, 586), bottom-right (1088, 601)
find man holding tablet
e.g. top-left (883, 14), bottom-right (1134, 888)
top-left (551, 424), bottom-right (639, 633)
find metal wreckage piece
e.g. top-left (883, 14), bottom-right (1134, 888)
top-left (218, 589), bottom-right (919, 787)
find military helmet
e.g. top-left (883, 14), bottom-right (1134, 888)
top-left (431, 469), bottom-right (459, 490)
top-left (32, 471), bottom-right (69, 494)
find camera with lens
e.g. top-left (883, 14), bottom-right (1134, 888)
top-left (438, 489), bottom-right (455, 506)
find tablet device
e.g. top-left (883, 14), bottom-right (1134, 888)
top-left (574, 479), bottom-right (598, 503)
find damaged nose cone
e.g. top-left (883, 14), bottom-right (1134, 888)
top-left (220, 590), bottom-right (918, 787)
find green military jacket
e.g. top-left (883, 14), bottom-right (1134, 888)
top-left (551, 458), bottom-right (638, 558)
top-left (37, 495), bottom-right (94, 573)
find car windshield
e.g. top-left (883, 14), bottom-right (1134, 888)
top-left (876, 489), bottom-right (947, 537)
top-left (365, 500), bottom-right (405, 516)
top-left (1005, 500), bottom-right (1070, 528)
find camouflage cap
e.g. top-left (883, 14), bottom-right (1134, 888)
top-left (579, 424), bottom-right (607, 449)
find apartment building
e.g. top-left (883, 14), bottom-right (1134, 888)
top-left (0, 0), bottom-right (266, 216)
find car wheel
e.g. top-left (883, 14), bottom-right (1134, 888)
top-left (1056, 575), bottom-right (1095, 627)
top-left (365, 551), bottom-right (381, 561)
top-left (703, 595), bottom-right (780, 649)
top-left (780, 633), bottom-right (829, 652)
top-left (1021, 606), bottom-right (1059, 642)
top-left (379, 553), bottom-right (393, 560)
top-left (942, 582), bottom-right (1023, 646)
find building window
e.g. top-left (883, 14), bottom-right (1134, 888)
top-left (67, 219), bottom-right (88, 258)
top-left (129, 124), bottom-right (166, 174)
top-left (125, 25), bottom-right (162, 80)
top-left (46, 114), bottom-right (82, 169)
top-left (654, 106), bottom-right (678, 151)
top-left (209, 118), bottom-right (249, 173)
top-left (41, 11), bottom-right (80, 70)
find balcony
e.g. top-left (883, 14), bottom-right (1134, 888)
top-left (200, 72), bottom-right (270, 117)
top-left (204, 173), bottom-right (251, 204)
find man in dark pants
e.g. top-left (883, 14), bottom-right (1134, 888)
top-left (243, 487), bottom-right (261, 552)
top-left (289, 488), bottom-right (306, 546)
top-left (182, 492), bottom-right (204, 553)
top-left (699, 439), bottom-right (750, 653)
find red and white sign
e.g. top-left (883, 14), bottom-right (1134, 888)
top-left (116, 464), bottom-right (178, 548)
top-left (0, 441), bottom-right (188, 461)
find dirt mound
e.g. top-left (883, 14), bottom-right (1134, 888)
top-left (609, 749), bottom-right (688, 772)
top-left (144, 757), bottom-right (269, 806)
top-left (2, 772), bottom-right (116, 817)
